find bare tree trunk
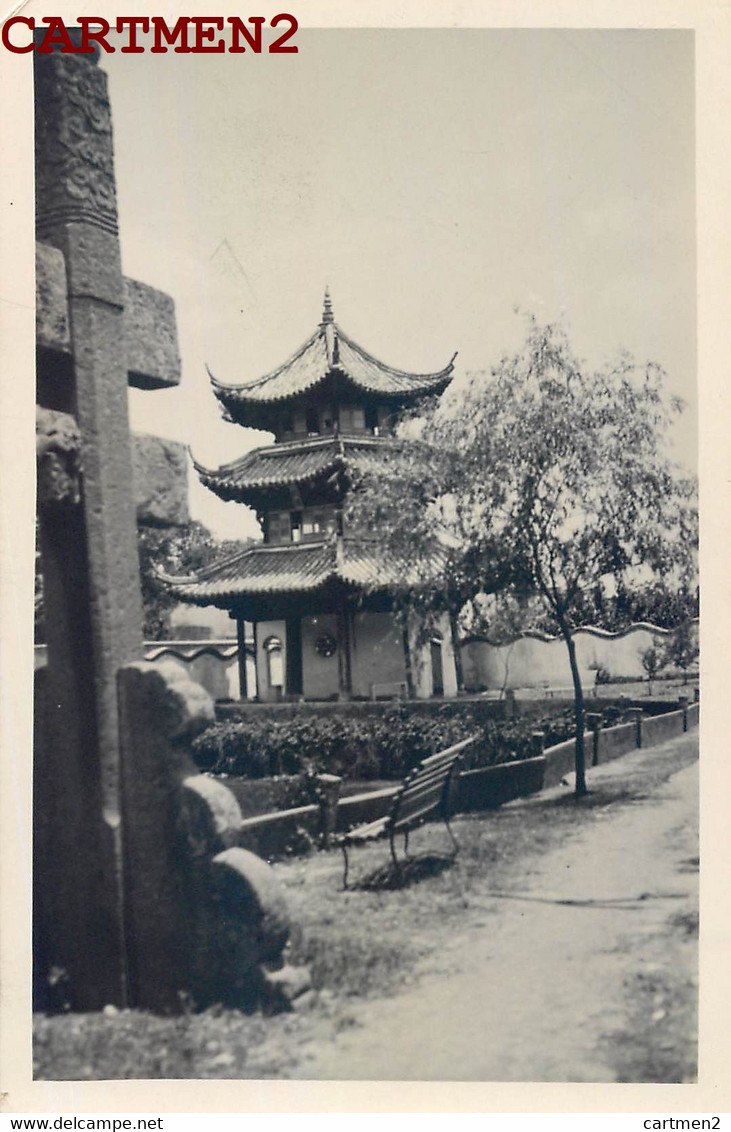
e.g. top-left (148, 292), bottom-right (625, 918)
top-left (559, 620), bottom-right (587, 797)
top-left (448, 610), bottom-right (465, 693)
top-left (499, 640), bottom-right (516, 701)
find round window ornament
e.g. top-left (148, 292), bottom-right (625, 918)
top-left (315, 632), bottom-right (337, 658)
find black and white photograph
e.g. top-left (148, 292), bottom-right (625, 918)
top-left (1, 0), bottom-right (729, 1115)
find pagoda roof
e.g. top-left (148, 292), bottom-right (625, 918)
top-left (208, 292), bottom-right (456, 427)
top-left (191, 434), bottom-right (394, 504)
top-left (157, 536), bottom-right (446, 609)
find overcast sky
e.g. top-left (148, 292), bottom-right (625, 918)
top-left (103, 29), bottom-right (695, 540)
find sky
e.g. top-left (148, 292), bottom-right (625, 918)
top-left (102, 29), bottom-right (696, 540)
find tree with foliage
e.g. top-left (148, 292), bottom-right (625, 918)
top-left (662, 619), bottom-right (699, 685)
top-left (347, 316), bottom-right (697, 796)
top-left (138, 520), bottom-right (252, 639)
top-left (36, 517), bottom-right (251, 642)
top-left (640, 645), bottom-right (661, 696)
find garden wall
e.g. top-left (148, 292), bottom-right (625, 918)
top-left (461, 619), bottom-right (699, 692)
top-left (34, 639), bottom-right (255, 704)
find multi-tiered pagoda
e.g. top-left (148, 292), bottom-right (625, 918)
top-left (162, 293), bottom-right (460, 702)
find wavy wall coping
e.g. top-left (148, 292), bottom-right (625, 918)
top-left (461, 618), bottom-right (699, 648)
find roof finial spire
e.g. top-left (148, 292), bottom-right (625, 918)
top-left (322, 286), bottom-right (334, 325)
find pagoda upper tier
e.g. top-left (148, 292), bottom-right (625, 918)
top-left (208, 291), bottom-right (457, 434)
top-left (191, 433), bottom-right (396, 511)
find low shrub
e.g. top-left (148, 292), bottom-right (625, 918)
top-left (192, 700), bottom-right (658, 784)
top-left (192, 705), bottom-right (471, 781)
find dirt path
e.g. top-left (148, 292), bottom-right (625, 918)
top-left (292, 735), bottom-right (698, 1081)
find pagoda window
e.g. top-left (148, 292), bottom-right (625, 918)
top-left (340, 404), bottom-right (366, 433)
top-left (377, 405), bottom-right (392, 434)
top-left (293, 410), bottom-right (307, 437)
top-left (319, 404), bottom-right (336, 434)
top-left (291, 511), bottom-right (302, 543)
top-left (267, 510), bottom-right (292, 544)
top-left (305, 406), bottom-right (319, 435)
top-left (279, 412), bottom-right (295, 441)
top-left (263, 635), bottom-right (284, 692)
top-left (364, 404), bottom-right (378, 434)
top-left (301, 506), bottom-right (336, 541)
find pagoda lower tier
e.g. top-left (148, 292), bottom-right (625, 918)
top-left (159, 535), bottom-right (459, 702)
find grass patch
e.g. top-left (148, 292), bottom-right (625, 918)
top-left (34, 734), bottom-right (699, 1080)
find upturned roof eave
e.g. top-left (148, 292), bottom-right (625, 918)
top-left (206, 322), bottom-right (456, 410)
top-left (191, 433), bottom-right (398, 500)
top-left (158, 535), bottom-right (446, 609)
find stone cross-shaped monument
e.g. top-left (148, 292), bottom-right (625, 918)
top-left (34, 43), bottom-right (309, 1016)
top-left (34, 41), bottom-right (184, 1010)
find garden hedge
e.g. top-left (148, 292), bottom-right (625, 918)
top-left (191, 701), bottom-right (660, 783)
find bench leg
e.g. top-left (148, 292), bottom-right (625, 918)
top-left (445, 816), bottom-right (460, 857)
top-left (341, 844), bottom-right (350, 890)
top-left (389, 831), bottom-right (401, 876)
top-left (403, 830), bottom-right (410, 859)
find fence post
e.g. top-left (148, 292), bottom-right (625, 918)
top-left (626, 707), bottom-right (643, 748)
top-left (530, 730), bottom-right (545, 758)
top-left (316, 773), bottom-right (342, 848)
top-left (585, 712), bottom-right (602, 766)
top-left (678, 695), bottom-right (689, 732)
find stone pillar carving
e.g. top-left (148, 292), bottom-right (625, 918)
top-left (34, 48), bottom-right (143, 1009)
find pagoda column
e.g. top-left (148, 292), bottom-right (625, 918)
top-left (252, 620), bottom-right (259, 701)
top-left (235, 617), bottom-right (248, 700)
top-left (336, 596), bottom-right (353, 699)
top-left (285, 616), bottom-right (303, 697)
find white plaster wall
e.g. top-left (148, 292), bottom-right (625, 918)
top-left (350, 611), bottom-right (407, 697)
top-left (256, 619), bottom-right (287, 702)
top-left (461, 624), bottom-right (679, 691)
top-left (301, 613), bottom-right (340, 700)
top-left (227, 653), bottom-right (257, 699)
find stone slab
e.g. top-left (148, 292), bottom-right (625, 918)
top-left (125, 278), bottom-right (182, 390)
top-left (35, 246), bottom-right (182, 391)
top-left (132, 432), bottom-right (189, 526)
top-left (36, 406), bottom-right (81, 505)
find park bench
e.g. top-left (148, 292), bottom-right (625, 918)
top-left (335, 735), bottom-right (478, 888)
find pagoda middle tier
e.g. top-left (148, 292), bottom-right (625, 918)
top-left (191, 433), bottom-right (397, 512)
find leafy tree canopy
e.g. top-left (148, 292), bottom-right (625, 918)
top-left (347, 315), bottom-right (698, 794)
top-left (36, 518), bottom-right (253, 642)
top-left (138, 520), bottom-right (252, 640)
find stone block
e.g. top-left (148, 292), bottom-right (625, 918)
top-left (132, 432), bottom-right (189, 527)
top-left (36, 242), bottom-right (70, 354)
top-left (211, 847), bottom-right (291, 963)
top-left (118, 662), bottom-right (295, 1012)
top-left (36, 406), bottom-right (81, 505)
top-left (118, 662), bottom-right (215, 1010)
top-left (125, 278), bottom-right (182, 390)
top-left (179, 775), bottom-right (244, 856)
top-left (260, 963), bottom-right (313, 1013)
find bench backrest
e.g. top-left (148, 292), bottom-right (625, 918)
top-left (391, 735), bottom-right (477, 834)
